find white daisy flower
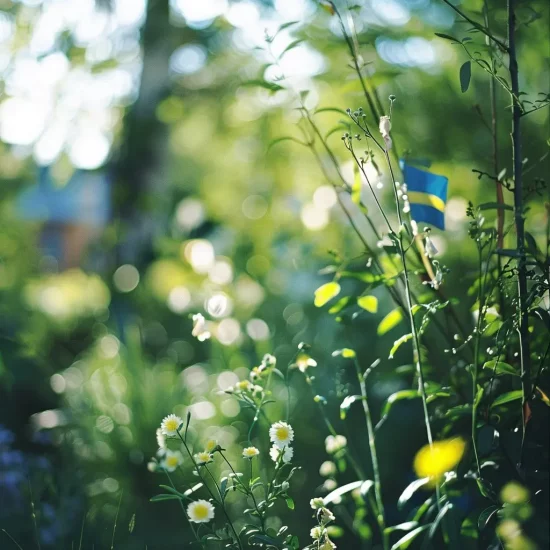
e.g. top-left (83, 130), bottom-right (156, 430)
top-left (204, 439), bottom-right (218, 453)
top-left (269, 421), bottom-right (294, 449)
top-left (269, 444), bottom-right (293, 463)
top-left (162, 450), bottom-right (184, 472)
top-left (194, 451), bottom-right (213, 465)
top-left (235, 380), bottom-right (252, 392)
top-left (187, 499), bottom-right (215, 523)
top-left (160, 414), bottom-right (183, 437)
top-left (192, 313), bottom-right (211, 341)
top-left (242, 446), bottom-right (260, 459)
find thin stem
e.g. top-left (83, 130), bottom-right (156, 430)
top-left (306, 376), bottom-right (366, 479)
top-left (385, 152), bottom-right (434, 446)
top-left (354, 359), bottom-right (388, 550)
top-left (508, 0), bottom-right (532, 467)
top-left (164, 472), bottom-right (202, 547)
top-left (177, 432), bottom-right (244, 550)
top-left (440, 0), bottom-right (509, 52)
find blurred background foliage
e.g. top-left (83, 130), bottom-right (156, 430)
top-left (0, 0), bottom-right (548, 547)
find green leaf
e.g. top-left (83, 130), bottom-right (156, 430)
top-left (382, 390), bottom-right (419, 417)
top-left (428, 501), bottom-right (452, 540)
top-left (158, 485), bottom-right (185, 497)
top-left (314, 282), bottom-right (341, 307)
top-left (340, 395), bottom-right (363, 419)
top-left (352, 164), bottom-right (362, 205)
top-left (390, 524), bottom-right (431, 549)
top-left (314, 107), bottom-right (349, 116)
top-left (323, 481), bottom-right (363, 505)
top-left (491, 390), bottom-right (523, 408)
top-left (460, 61), bottom-right (471, 93)
top-left (332, 348), bottom-right (356, 358)
top-left (280, 39), bottom-right (305, 57)
top-left (384, 522), bottom-right (419, 535)
top-left (434, 32), bottom-right (460, 43)
top-left (398, 478), bottom-right (430, 509)
top-left (267, 136), bottom-right (308, 151)
top-left (357, 295), bottom-right (378, 313)
top-left (150, 494), bottom-right (182, 502)
top-left (389, 333), bottom-right (412, 359)
top-left (242, 79), bottom-right (284, 92)
top-left (285, 497), bottom-right (295, 510)
top-left (377, 308), bottom-right (404, 335)
top-left (482, 360), bottom-right (518, 376)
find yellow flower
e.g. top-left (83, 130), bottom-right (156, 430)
top-left (413, 438), bottom-right (466, 484)
top-left (194, 451), bottom-right (213, 465)
top-left (242, 446), bottom-right (260, 459)
top-left (187, 500), bottom-right (215, 523)
top-left (269, 421), bottom-right (294, 449)
top-left (160, 414), bottom-right (182, 437)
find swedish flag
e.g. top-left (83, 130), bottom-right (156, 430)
top-left (402, 162), bottom-right (448, 230)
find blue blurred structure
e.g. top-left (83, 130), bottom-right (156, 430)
top-left (401, 161), bottom-right (448, 230)
top-left (16, 166), bottom-right (111, 268)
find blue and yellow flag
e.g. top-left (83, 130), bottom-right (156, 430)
top-left (402, 162), bottom-right (448, 230)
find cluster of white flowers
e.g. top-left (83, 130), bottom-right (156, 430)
top-left (269, 421), bottom-right (294, 464)
top-left (309, 495), bottom-right (337, 548)
top-left (224, 379), bottom-right (264, 397)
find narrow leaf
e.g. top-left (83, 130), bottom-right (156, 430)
top-left (377, 308), bottom-right (404, 335)
top-left (482, 360), bottom-right (518, 376)
top-left (389, 333), bottom-right (412, 359)
top-left (460, 61), bottom-right (471, 93)
top-left (314, 282), bottom-right (341, 307)
top-left (323, 481), bottom-right (363, 505)
top-left (390, 524), bottom-right (431, 549)
top-left (491, 390), bottom-right (523, 408)
top-left (357, 295), bottom-right (378, 313)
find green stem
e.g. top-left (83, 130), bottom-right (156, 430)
top-left (440, 0), bottom-right (509, 52)
top-left (385, 152), bottom-right (434, 447)
top-left (177, 432), bottom-right (244, 550)
top-left (164, 472), bottom-right (203, 547)
top-left (353, 359), bottom-right (388, 550)
top-left (508, 0), bottom-right (532, 468)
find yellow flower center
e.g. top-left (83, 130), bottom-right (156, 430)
top-left (165, 419), bottom-right (178, 432)
top-left (275, 426), bottom-right (289, 441)
top-left (193, 504), bottom-right (209, 520)
top-left (205, 440), bottom-right (217, 452)
top-left (166, 456), bottom-right (179, 467)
